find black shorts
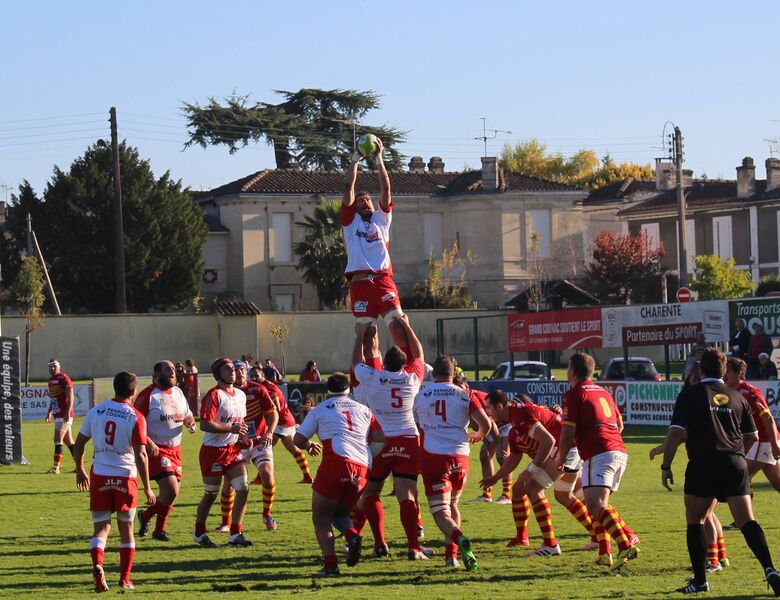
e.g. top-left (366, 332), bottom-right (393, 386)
top-left (684, 453), bottom-right (750, 502)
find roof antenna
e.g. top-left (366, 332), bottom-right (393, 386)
top-left (474, 117), bottom-right (511, 157)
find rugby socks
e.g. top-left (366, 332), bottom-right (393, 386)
top-left (482, 487), bottom-right (493, 501)
top-left (450, 528), bottom-right (464, 545)
top-left (718, 536), bottom-right (728, 562)
top-left (566, 497), bottom-right (597, 541)
top-left (687, 524), bottom-right (708, 585)
top-left (294, 450), bottom-right (312, 480)
top-left (352, 508), bottom-right (367, 535)
top-left (512, 495), bottom-right (531, 538)
top-left (445, 543), bottom-right (458, 560)
top-left (90, 536), bottom-right (106, 567)
top-left (155, 502), bottom-right (172, 535)
top-left (502, 477), bottom-right (512, 500)
top-left (262, 483), bottom-right (276, 517)
top-left (417, 505), bottom-right (424, 528)
top-left (195, 522), bottom-right (207, 537)
top-left (741, 520), bottom-right (776, 571)
top-left (230, 521), bottom-right (242, 535)
top-left (364, 495), bottom-right (387, 547)
top-left (119, 542), bottom-right (135, 585)
top-left (707, 543), bottom-right (720, 567)
top-left (53, 444), bottom-right (64, 469)
top-left (593, 521), bottom-right (612, 556)
top-left (598, 507), bottom-right (631, 551)
top-left (532, 498), bottom-right (557, 547)
top-left (220, 489), bottom-right (235, 526)
top-left (324, 554), bottom-right (339, 570)
top-left (615, 508), bottom-right (637, 543)
top-left (141, 504), bottom-right (157, 527)
top-left (400, 499), bottom-right (421, 551)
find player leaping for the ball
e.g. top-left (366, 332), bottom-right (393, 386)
top-left (343, 136), bottom-right (407, 348)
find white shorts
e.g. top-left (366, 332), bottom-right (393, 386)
top-left (54, 418), bottom-right (73, 427)
top-left (746, 441), bottom-right (778, 466)
top-left (582, 451), bottom-right (628, 491)
top-left (562, 447), bottom-right (583, 472)
top-left (274, 425), bottom-right (297, 438)
top-left (242, 445), bottom-right (274, 468)
top-left (499, 423), bottom-right (512, 439)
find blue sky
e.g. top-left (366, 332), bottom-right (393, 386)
top-left (2, 1), bottom-right (778, 197)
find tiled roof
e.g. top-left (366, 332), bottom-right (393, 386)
top-left (198, 168), bottom-right (579, 198)
top-left (204, 214), bottom-right (229, 233)
top-left (215, 300), bottom-right (262, 316)
top-left (583, 178), bottom-right (657, 205)
top-left (618, 180), bottom-right (780, 217)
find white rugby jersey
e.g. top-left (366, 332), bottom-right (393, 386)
top-left (134, 385), bottom-right (192, 447)
top-left (79, 399), bottom-right (147, 478)
top-left (199, 386), bottom-right (247, 447)
top-left (413, 381), bottom-right (481, 457)
top-left (298, 393), bottom-right (376, 467)
top-left (353, 359), bottom-right (423, 437)
top-left (341, 203), bottom-right (393, 275)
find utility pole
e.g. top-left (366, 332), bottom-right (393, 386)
top-left (110, 107), bottom-right (127, 313)
top-left (674, 126), bottom-right (688, 288)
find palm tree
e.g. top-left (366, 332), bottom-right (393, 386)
top-left (293, 199), bottom-right (348, 309)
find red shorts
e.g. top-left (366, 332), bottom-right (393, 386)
top-left (90, 470), bottom-right (138, 512)
top-left (369, 435), bottom-right (420, 480)
top-left (420, 453), bottom-right (469, 497)
top-left (349, 274), bottom-right (401, 319)
top-left (199, 444), bottom-right (245, 477)
top-left (149, 446), bottom-right (183, 481)
top-left (312, 459), bottom-right (368, 508)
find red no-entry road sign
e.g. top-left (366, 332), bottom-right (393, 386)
top-left (676, 287), bottom-right (692, 302)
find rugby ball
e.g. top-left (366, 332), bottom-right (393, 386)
top-left (357, 134), bottom-right (379, 158)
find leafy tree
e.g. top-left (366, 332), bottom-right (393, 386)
top-left (9, 142), bottom-right (207, 313)
top-left (405, 243), bottom-right (473, 309)
top-left (293, 199), bottom-right (348, 309)
top-left (269, 321), bottom-right (291, 377)
top-left (13, 256), bottom-right (45, 385)
top-left (183, 88), bottom-right (406, 170)
top-left (690, 255), bottom-right (753, 300)
top-left (0, 182), bottom-right (40, 292)
top-left (756, 274), bottom-right (780, 297)
top-left (500, 140), bottom-right (653, 189)
top-left (584, 230), bottom-right (665, 304)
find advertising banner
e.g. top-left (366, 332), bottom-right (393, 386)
top-left (470, 380), bottom-right (570, 409)
top-left (508, 308), bottom-right (604, 352)
top-left (0, 337), bottom-right (24, 465)
top-left (21, 384), bottom-right (93, 420)
top-left (729, 298), bottom-right (780, 336)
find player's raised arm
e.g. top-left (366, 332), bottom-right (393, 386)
top-left (397, 314), bottom-right (423, 362)
top-left (352, 322), bottom-right (374, 369)
top-left (343, 159), bottom-right (360, 208)
top-left (375, 137), bottom-right (391, 211)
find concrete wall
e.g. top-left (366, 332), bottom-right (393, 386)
top-left (0, 309), bottom-right (510, 380)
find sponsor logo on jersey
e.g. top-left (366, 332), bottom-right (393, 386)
top-left (380, 292), bottom-right (396, 302)
top-left (712, 393), bottom-right (730, 407)
top-left (354, 300), bottom-right (368, 313)
top-left (356, 229), bottom-right (381, 242)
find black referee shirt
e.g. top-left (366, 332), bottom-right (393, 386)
top-left (670, 378), bottom-right (757, 459)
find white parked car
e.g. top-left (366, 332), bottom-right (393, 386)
top-left (486, 361), bottom-right (552, 381)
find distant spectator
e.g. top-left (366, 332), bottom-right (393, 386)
top-left (729, 318), bottom-right (751, 360)
top-left (299, 360), bottom-right (321, 382)
top-left (175, 362), bottom-right (186, 389)
top-left (295, 392), bottom-right (316, 423)
top-left (748, 324), bottom-right (774, 378)
top-left (241, 354), bottom-right (255, 367)
top-left (263, 358), bottom-right (284, 384)
top-left (183, 358), bottom-right (200, 414)
top-left (756, 353), bottom-right (778, 380)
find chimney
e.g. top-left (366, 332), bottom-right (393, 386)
top-left (655, 158), bottom-right (675, 191)
top-left (408, 156), bottom-right (425, 173)
top-left (428, 156), bottom-right (445, 174)
top-left (481, 156), bottom-right (498, 191)
top-left (737, 156), bottom-right (756, 198)
top-left (766, 158), bottom-right (780, 192)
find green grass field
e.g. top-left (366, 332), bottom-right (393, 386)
top-left (2, 421), bottom-right (779, 599)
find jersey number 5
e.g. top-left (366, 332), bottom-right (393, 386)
top-left (390, 388), bottom-right (403, 408)
top-left (104, 420), bottom-right (117, 445)
top-left (434, 399), bottom-right (447, 422)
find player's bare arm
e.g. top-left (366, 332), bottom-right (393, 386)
top-left (743, 430), bottom-right (759, 457)
top-left (73, 432), bottom-right (91, 490)
top-left (65, 386), bottom-right (75, 419)
top-left (133, 444), bottom-right (156, 505)
top-left (352, 322), bottom-right (372, 368)
top-left (375, 138), bottom-right (391, 211)
top-left (469, 408), bottom-right (492, 444)
top-left (368, 426), bottom-right (386, 458)
top-left (397, 314), bottom-right (423, 361)
top-left (660, 426), bottom-right (686, 491)
top-left (261, 408), bottom-right (279, 448)
top-left (184, 415), bottom-right (196, 432)
top-left (343, 160), bottom-right (360, 207)
top-left (556, 424), bottom-right (576, 470)
top-left (293, 431), bottom-right (321, 456)
top-left (762, 412), bottom-right (780, 459)
top-left (200, 418), bottom-right (248, 436)
top-left (528, 424), bottom-right (556, 467)
top-left (480, 451), bottom-right (522, 488)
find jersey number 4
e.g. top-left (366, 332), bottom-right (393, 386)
top-left (434, 400), bottom-right (447, 422)
top-left (104, 420), bottom-right (117, 445)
